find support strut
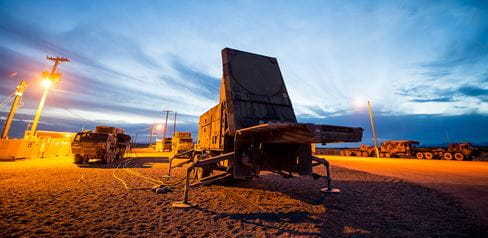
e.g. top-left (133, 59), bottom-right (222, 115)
top-left (172, 152), bottom-right (234, 208)
top-left (311, 156), bottom-right (341, 193)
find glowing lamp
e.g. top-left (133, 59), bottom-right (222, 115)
top-left (154, 124), bottom-right (164, 131)
top-left (353, 98), bottom-right (364, 109)
top-left (41, 78), bottom-right (53, 88)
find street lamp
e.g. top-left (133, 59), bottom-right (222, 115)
top-left (28, 56), bottom-right (69, 138)
top-left (367, 101), bottom-right (380, 158)
top-left (149, 124), bottom-right (163, 147)
top-left (353, 98), bottom-right (380, 158)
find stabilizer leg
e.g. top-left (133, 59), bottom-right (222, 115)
top-left (172, 164), bottom-right (195, 208)
top-left (312, 156), bottom-right (341, 193)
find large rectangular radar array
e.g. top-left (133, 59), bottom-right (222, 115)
top-left (172, 48), bottom-right (363, 207)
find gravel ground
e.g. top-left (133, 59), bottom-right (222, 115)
top-left (0, 155), bottom-right (484, 237)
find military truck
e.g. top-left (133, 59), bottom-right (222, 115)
top-left (339, 140), bottom-right (480, 160)
top-left (340, 144), bottom-right (375, 157)
top-left (163, 137), bottom-right (172, 152)
top-left (170, 48), bottom-right (363, 207)
top-left (172, 132), bottom-right (193, 157)
top-left (71, 126), bottom-right (131, 164)
top-left (443, 142), bottom-right (479, 160)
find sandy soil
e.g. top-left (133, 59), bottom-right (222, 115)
top-left (322, 155), bottom-right (488, 227)
top-left (0, 154), bottom-right (484, 237)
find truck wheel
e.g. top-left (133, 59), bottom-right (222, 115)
top-left (416, 152), bottom-right (424, 159)
top-left (443, 153), bottom-right (453, 160)
top-left (345, 151), bottom-right (352, 156)
top-left (340, 151), bottom-right (345, 156)
top-left (362, 151), bottom-right (369, 157)
top-left (197, 167), bottom-right (212, 179)
top-left (454, 153), bottom-right (465, 161)
top-left (424, 152), bottom-right (434, 160)
top-left (74, 155), bottom-right (83, 164)
top-left (384, 153), bottom-right (391, 158)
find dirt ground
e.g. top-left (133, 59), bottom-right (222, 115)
top-left (322, 155), bottom-right (488, 228)
top-left (0, 154), bottom-right (485, 237)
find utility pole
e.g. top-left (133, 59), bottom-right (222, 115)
top-left (173, 111), bottom-right (177, 136)
top-left (367, 101), bottom-right (380, 158)
top-left (149, 126), bottom-right (154, 147)
top-left (1, 80), bottom-right (26, 139)
top-left (30, 56), bottom-right (69, 137)
top-left (162, 110), bottom-right (171, 140)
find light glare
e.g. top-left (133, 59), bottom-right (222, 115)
top-left (154, 124), bottom-right (164, 131)
top-left (41, 78), bottom-right (52, 88)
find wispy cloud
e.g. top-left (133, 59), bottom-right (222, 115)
top-left (1, 1), bottom-right (487, 144)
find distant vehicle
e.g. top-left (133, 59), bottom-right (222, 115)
top-left (340, 140), bottom-right (480, 161)
top-left (163, 137), bottom-right (172, 152)
top-left (71, 126), bottom-right (131, 164)
top-left (171, 132), bottom-right (193, 157)
top-left (340, 144), bottom-right (375, 157)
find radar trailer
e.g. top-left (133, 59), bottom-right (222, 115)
top-left (170, 48), bottom-right (363, 208)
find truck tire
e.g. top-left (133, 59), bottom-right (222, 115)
top-left (454, 152), bottom-right (465, 161)
top-left (424, 152), bottom-right (434, 160)
top-left (416, 152), bottom-right (424, 159)
top-left (74, 155), bottom-right (83, 164)
top-left (340, 151), bottom-right (345, 156)
top-left (345, 151), bottom-right (352, 156)
top-left (385, 153), bottom-right (391, 158)
top-left (197, 167), bottom-right (212, 179)
top-left (362, 151), bottom-right (369, 157)
top-left (443, 152), bottom-right (453, 160)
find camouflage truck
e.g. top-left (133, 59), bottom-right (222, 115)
top-left (170, 48), bottom-right (363, 207)
top-left (172, 132), bottom-right (194, 157)
top-left (340, 144), bottom-right (375, 157)
top-left (340, 140), bottom-right (480, 160)
top-left (442, 142), bottom-right (480, 160)
top-left (71, 126), bottom-right (131, 164)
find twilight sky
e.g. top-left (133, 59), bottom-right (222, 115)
top-left (0, 0), bottom-right (487, 145)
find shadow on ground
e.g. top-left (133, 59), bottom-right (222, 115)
top-left (196, 167), bottom-right (486, 237)
top-left (76, 157), bottom-right (170, 169)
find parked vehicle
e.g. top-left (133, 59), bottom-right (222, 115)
top-left (168, 48), bottom-right (363, 207)
top-left (71, 126), bottom-right (131, 164)
top-left (339, 140), bottom-right (480, 160)
top-left (172, 132), bottom-right (193, 157)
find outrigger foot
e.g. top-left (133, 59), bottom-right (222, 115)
top-left (320, 187), bottom-right (341, 193)
top-left (171, 201), bottom-right (194, 208)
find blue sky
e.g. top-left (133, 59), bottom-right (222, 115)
top-left (0, 0), bottom-right (487, 145)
